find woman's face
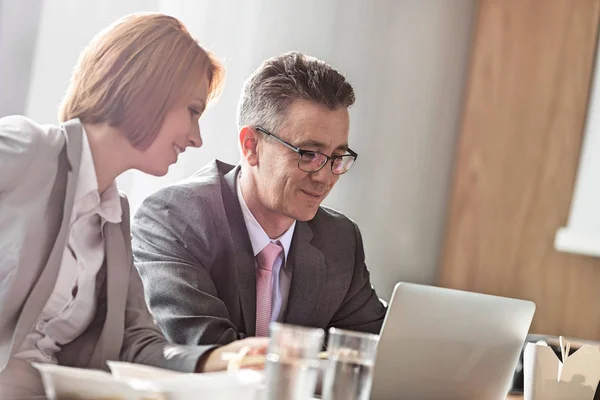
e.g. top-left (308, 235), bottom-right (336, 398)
top-left (136, 76), bottom-right (210, 176)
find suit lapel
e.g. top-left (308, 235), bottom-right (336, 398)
top-left (9, 119), bottom-right (83, 358)
top-left (283, 222), bottom-right (327, 327)
top-left (222, 164), bottom-right (257, 336)
top-left (89, 199), bottom-right (129, 367)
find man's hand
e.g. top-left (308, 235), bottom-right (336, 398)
top-left (195, 337), bottom-right (269, 373)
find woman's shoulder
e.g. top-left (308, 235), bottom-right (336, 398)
top-left (0, 115), bottom-right (65, 154)
top-left (0, 116), bottom-right (67, 190)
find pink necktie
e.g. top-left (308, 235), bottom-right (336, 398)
top-left (255, 242), bottom-right (283, 337)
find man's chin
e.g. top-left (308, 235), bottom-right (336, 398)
top-left (290, 207), bottom-right (319, 222)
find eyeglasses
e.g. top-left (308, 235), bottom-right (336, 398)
top-left (255, 126), bottom-right (358, 175)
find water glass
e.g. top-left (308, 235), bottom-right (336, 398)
top-left (264, 323), bottom-right (324, 400)
top-left (322, 328), bottom-right (379, 400)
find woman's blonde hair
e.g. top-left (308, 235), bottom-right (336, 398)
top-left (59, 13), bottom-right (224, 150)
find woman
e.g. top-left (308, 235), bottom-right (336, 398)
top-left (0, 13), bottom-right (266, 397)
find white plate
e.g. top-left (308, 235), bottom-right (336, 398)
top-left (108, 361), bottom-right (264, 400)
top-left (33, 363), bottom-right (162, 400)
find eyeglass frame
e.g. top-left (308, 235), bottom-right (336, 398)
top-left (255, 126), bottom-right (358, 175)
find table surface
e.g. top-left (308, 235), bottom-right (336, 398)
top-left (12, 392), bottom-right (527, 399)
top-left (11, 396), bottom-right (527, 400)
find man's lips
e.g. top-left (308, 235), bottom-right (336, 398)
top-left (301, 189), bottom-right (324, 198)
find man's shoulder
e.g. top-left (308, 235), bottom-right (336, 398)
top-left (310, 205), bottom-right (358, 236)
top-left (182, 159), bottom-right (236, 187)
top-left (305, 206), bottom-right (363, 261)
top-left (176, 159), bottom-right (227, 194)
top-left (314, 205), bottom-right (355, 224)
top-left (137, 160), bottom-right (234, 216)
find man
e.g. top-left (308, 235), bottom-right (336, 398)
top-left (132, 52), bottom-right (386, 350)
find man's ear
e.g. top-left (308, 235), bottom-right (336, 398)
top-left (239, 126), bottom-right (260, 167)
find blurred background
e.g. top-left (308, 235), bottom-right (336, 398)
top-left (1, 0), bottom-right (599, 341)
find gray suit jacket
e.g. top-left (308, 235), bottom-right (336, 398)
top-left (0, 116), bottom-right (211, 373)
top-left (132, 160), bottom-right (386, 346)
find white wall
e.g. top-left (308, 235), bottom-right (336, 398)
top-left (555, 29), bottom-right (600, 258)
top-left (20, 0), bottom-right (475, 299)
top-left (0, 0), bottom-right (43, 116)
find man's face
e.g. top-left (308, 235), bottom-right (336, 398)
top-left (255, 99), bottom-right (350, 222)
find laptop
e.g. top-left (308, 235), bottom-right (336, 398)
top-left (370, 282), bottom-right (535, 400)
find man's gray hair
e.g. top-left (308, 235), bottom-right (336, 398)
top-left (237, 52), bottom-right (355, 132)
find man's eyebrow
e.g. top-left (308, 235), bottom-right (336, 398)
top-left (295, 139), bottom-right (349, 152)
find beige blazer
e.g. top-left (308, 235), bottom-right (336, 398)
top-left (0, 116), bottom-right (211, 373)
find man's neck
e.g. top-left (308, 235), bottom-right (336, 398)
top-left (239, 171), bottom-right (294, 239)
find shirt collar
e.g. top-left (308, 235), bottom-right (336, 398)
top-left (236, 172), bottom-right (296, 263)
top-left (74, 124), bottom-right (99, 206)
top-left (74, 125), bottom-right (122, 224)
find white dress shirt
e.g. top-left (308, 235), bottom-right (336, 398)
top-left (15, 126), bottom-right (121, 363)
top-left (236, 173), bottom-right (296, 322)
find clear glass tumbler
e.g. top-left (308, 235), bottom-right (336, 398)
top-left (264, 323), bottom-right (325, 400)
top-left (322, 328), bottom-right (379, 400)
